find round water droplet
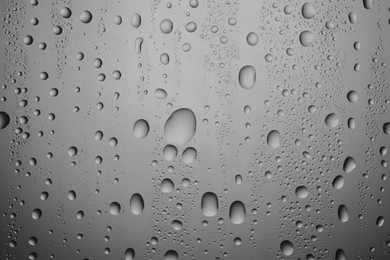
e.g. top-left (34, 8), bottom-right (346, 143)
top-left (295, 186), bottom-right (309, 199)
top-left (267, 130), bottom-right (281, 148)
top-left (0, 111), bottom-right (10, 129)
top-left (161, 178), bottom-right (174, 193)
top-left (133, 119), bottom-right (149, 138)
top-left (343, 156), bottom-right (356, 173)
top-left (347, 90), bottom-right (358, 102)
top-left (130, 193), bottom-right (144, 215)
top-left (280, 240), bottom-right (294, 256)
top-left (109, 202), bottom-right (121, 215)
top-left (80, 11), bottom-right (92, 23)
top-left (325, 113), bottom-right (339, 128)
top-left (229, 201), bottom-right (246, 224)
top-left (302, 3), bottom-right (316, 19)
top-left (299, 30), bottom-right (315, 47)
top-left (171, 220), bottom-right (182, 230)
top-left (160, 19), bottom-right (173, 34)
top-left (163, 145), bottom-right (178, 161)
top-left (238, 65), bottom-right (256, 89)
top-left (164, 108), bottom-right (196, 146)
top-left (60, 7), bottom-right (71, 18)
top-left (338, 204), bottom-right (349, 223)
top-left (68, 146), bottom-right (78, 157)
top-left (125, 248), bottom-right (135, 260)
top-left (201, 192), bottom-right (218, 217)
top-left (182, 147), bottom-right (197, 164)
top-left (164, 250), bottom-right (178, 260)
top-left (32, 209), bottom-right (42, 219)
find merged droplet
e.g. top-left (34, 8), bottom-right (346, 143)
top-left (164, 108), bottom-right (196, 146)
top-left (0, 111), bottom-right (10, 130)
top-left (238, 65), bottom-right (256, 89)
top-left (338, 204), bottom-right (349, 223)
top-left (130, 193), bottom-right (144, 215)
top-left (133, 119), bottom-right (150, 139)
top-left (229, 201), bottom-right (246, 224)
top-left (343, 156), bottom-right (356, 173)
top-left (280, 240), bottom-right (294, 256)
top-left (267, 130), bottom-right (281, 148)
top-left (201, 192), bottom-right (218, 217)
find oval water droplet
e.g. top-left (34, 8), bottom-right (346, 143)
top-left (302, 3), bottom-right (316, 19)
top-left (246, 32), bottom-right (258, 46)
top-left (155, 88), bottom-right (167, 99)
top-left (80, 11), bottom-right (92, 23)
top-left (182, 147), bottom-right (197, 164)
top-left (267, 130), bottom-right (281, 148)
top-left (238, 65), bottom-right (256, 90)
top-left (133, 119), bottom-right (149, 139)
top-left (109, 202), bottom-right (121, 215)
top-left (332, 175), bottom-right (344, 189)
top-left (161, 178), bottom-right (174, 193)
top-left (130, 193), bottom-right (144, 215)
top-left (201, 192), bottom-right (218, 217)
top-left (131, 13), bottom-right (141, 28)
top-left (164, 108), bottom-right (196, 146)
top-left (229, 201), bottom-right (246, 224)
top-left (125, 248), bottom-right (135, 260)
top-left (335, 249), bottom-right (346, 260)
top-left (163, 145), bottom-right (178, 161)
top-left (383, 122), bottom-right (390, 135)
top-left (363, 0), bottom-right (373, 9)
top-left (343, 157), bottom-right (356, 173)
top-left (280, 240), bottom-right (294, 256)
top-left (376, 216), bottom-right (385, 227)
top-left (338, 204), bottom-right (349, 223)
top-left (32, 209), bottom-right (42, 219)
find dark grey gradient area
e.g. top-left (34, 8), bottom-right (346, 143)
top-left (1, 0), bottom-right (390, 259)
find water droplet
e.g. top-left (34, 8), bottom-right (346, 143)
top-left (160, 19), bottom-right (173, 34)
top-left (238, 65), bottom-right (256, 89)
top-left (302, 3), bottom-right (316, 19)
top-left (185, 22), bottom-right (197, 32)
top-left (338, 204), bottom-right (349, 223)
top-left (131, 13), bottom-right (141, 28)
top-left (343, 157), bottom-right (356, 173)
top-left (267, 130), bottom-right (281, 148)
top-left (163, 145), bottom-right (178, 161)
top-left (383, 122), bottom-right (390, 135)
top-left (164, 250), bottom-right (178, 260)
top-left (161, 178), bottom-right (174, 193)
top-left (160, 53), bottom-right (170, 65)
top-left (363, 0), bottom-right (373, 9)
top-left (229, 201), bottom-right (246, 224)
top-left (155, 88), bottom-right (167, 99)
top-left (32, 209), bottom-right (42, 219)
top-left (125, 248), bottom-right (135, 260)
top-left (68, 190), bottom-right (76, 200)
top-left (182, 147), bottom-right (197, 164)
top-left (332, 175), bottom-right (344, 189)
top-left (295, 186), bottom-right (309, 199)
top-left (171, 220), bottom-right (182, 230)
top-left (164, 108), bottom-right (196, 146)
top-left (325, 113), bottom-right (339, 128)
top-left (299, 30), bottom-right (315, 47)
top-left (376, 216), bottom-right (385, 227)
top-left (109, 202), bottom-right (121, 215)
top-left (68, 146), bottom-right (78, 157)
top-left (60, 7), bottom-right (72, 18)
top-left (246, 32), bottom-right (258, 46)
top-left (0, 111), bottom-right (10, 129)
top-left (130, 193), bottom-right (144, 215)
top-left (133, 119), bottom-right (149, 139)
top-left (347, 90), bottom-right (358, 102)
top-left (201, 192), bottom-right (218, 217)
top-left (335, 249), bottom-right (346, 260)
top-left (80, 11), bottom-right (92, 23)
top-left (280, 240), bottom-right (294, 256)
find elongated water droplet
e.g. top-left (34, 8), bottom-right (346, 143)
top-left (302, 3), bottom-right (316, 19)
top-left (238, 65), bottom-right (256, 89)
top-left (182, 147), bottom-right (197, 164)
top-left (343, 157), bottom-right (356, 173)
top-left (125, 248), bottom-right (135, 260)
top-left (229, 201), bottom-right (246, 224)
top-left (201, 192), bottom-right (218, 217)
top-left (133, 119), bottom-right (149, 139)
top-left (332, 175), bottom-right (344, 189)
top-left (338, 204), bottom-right (349, 223)
top-left (130, 193), bottom-right (144, 215)
top-left (0, 111), bottom-right (10, 130)
top-left (335, 249), bottom-right (346, 260)
top-left (267, 130), bottom-right (281, 148)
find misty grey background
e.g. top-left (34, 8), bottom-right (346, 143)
top-left (1, 0), bottom-right (390, 259)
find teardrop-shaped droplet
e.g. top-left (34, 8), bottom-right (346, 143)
top-left (267, 130), bottom-right (281, 148)
top-left (130, 193), bottom-right (144, 215)
top-left (229, 201), bottom-right (246, 224)
top-left (343, 157), bottom-right (356, 173)
top-left (201, 192), bottom-right (218, 217)
top-left (238, 65), bottom-right (256, 89)
top-left (164, 108), bottom-right (196, 146)
top-left (338, 204), bottom-right (349, 223)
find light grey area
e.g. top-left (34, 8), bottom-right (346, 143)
top-left (1, 0), bottom-right (390, 259)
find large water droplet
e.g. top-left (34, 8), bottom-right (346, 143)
top-left (229, 201), bottom-right (246, 224)
top-left (163, 145), bottom-right (178, 161)
top-left (238, 65), bottom-right (256, 89)
top-left (0, 111), bottom-right (10, 129)
top-left (164, 250), bottom-right (178, 260)
top-left (267, 130), bottom-right (281, 148)
top-left (280, 240), bottom-right (294, 256)
top-left (161, 178), bottom-right (174, 193)
top-left (109, 202), bottom-right (121, 215)
top-left (130, 193), bottom-right (144, 215)
top-left (343, 157), bottom-right (356, 173)
top-left (376, 216), bottom-right (385, 227)
top-left (335, 249), bottom-right (346, 260)
top-left (299, 30), bottom-right (315, 47)
top-left (32, 209), bottom-right (42, 219)
top-left (325, 113), bottom-right (339, 128)
top-left (246, 32), bottom-right (258, 46)
top-left (338, 204), bottom-right (349, 223)
top-left (302, 3), bottom-right (316, 19)
top-left (164, 108), bottom-right (196, 146)
top-left (125, 248), bottom-right (135, 260)
top-left (133, 119), bottom-right (149, 139)
top-left (332, 175), bottom-right (344, 189)
top-left (201, 192), bottom-right (218, 217)
top-left (383, 122), bottom-right (390, 135)
top-left (295, 186), bottom-right (309, 199)
top-left (182, 147), bottom-right (197, 164)
top-left (160, 19), bottom-right (173, 34)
